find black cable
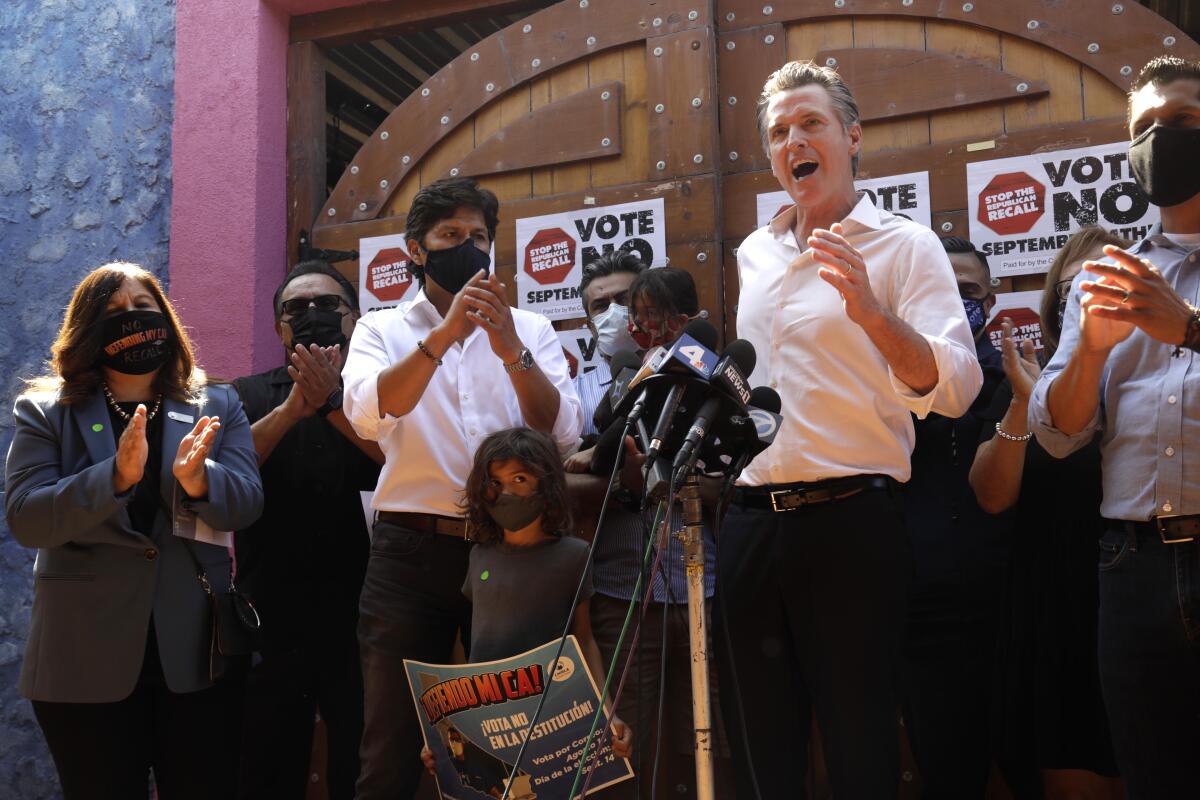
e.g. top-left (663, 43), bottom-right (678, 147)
top-left (498, 415), bottom-right (634, 800)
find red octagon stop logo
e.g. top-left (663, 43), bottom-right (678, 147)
top-left (367, 247), bottom-right (413, 302)
top-left (977, 172), bottom-right (1045, 236)
top-left (524, 228), bottom-right (576, 286)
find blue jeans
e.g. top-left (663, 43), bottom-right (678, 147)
top-left (355, 523), bottom-right (473, 800)
top-left (1097, 523), bottom-right (1200, 798)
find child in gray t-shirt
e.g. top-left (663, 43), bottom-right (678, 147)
top-left (422, 427), bottom-right (632, 775)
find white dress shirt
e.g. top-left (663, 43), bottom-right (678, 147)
top-left (736, 193), bottom-right (982, 485)
top-left (342, 290), bottom-right (583, 516)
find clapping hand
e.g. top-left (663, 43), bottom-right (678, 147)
top-left (173, 416), bottom-right (220, 499)
top-left (289, 343), bottom-right (343, 410)
top-left (463, 272), bottom-right (525, 364)
top-left (113, 404), bottom-right (149, 494)
top-left (1078, 244), bottom-right (1191, 350)
top-left (999, 318), bottom-right (1041, 403)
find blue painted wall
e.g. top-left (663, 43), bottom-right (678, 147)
top-left (0, 1), bottom-right (176, 795)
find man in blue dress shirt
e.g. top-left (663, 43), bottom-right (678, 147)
top-left (1030, 55), bottom-right (1200, 797)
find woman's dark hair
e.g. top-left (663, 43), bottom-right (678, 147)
top-left (1040, 226), bottom-right (1132, 355)
top-left (25, 262), bottom-right (203, 405)
top-left (405, 176), bottom-right (500, 254)
top-left (273, 259), bottom-right (359, 317)
top-left (461, 427), bottom-right (571, 545)
top-left (627, 266), bottom-right (700, 319)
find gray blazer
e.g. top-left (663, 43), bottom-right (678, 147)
top-left (4, 384), bottom-right (263, 702)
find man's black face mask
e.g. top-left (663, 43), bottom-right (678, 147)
top-left (287, 308), bottom-right (348, 351)
top-left (1129, 123), bottom-right (1200, 208)
top-left (422, 239), bottom-right (491, 295)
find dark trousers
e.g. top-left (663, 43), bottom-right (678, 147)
top-left (32, 634), bottom-right (243, 800)
top-left (901, 602), bottom-right (999, 799)
top-left (355, 523), bottom-right (472, 800)
top-left (1097, 524), bottom-right (1200, 799)
top-left (237, 630), bottom-right (364, 800)
top-left (714, 486), bottom-right (911, 799)
top-left (590, 593), bottom-right (733, 799)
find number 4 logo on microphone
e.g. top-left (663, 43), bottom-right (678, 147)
top-left (678, 345), bottom-right (709, 371)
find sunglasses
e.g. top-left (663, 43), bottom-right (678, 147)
top-left (281, 294), bottom-right (345, 316)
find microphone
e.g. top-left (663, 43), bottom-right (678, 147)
top-left (669, 339), bottom-right (757, 477)
top-left (744, 386), bottom-right (782, 458)
top-left (613, 319), bottom-right (720, 418)
top-left (593, 350), bottom-right (643, 433)
top-left (715, 386), bottom-right (783, 514)
top-left (640, 321), bottom-right (720, 471)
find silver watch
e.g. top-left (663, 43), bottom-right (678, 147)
top-left (504, 348), bottom-right (534, 374)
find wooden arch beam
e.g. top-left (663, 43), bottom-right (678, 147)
top-left (716, 0), bottom-right (1200, 92)
top-left (316, 0), bottom-right (711, 227)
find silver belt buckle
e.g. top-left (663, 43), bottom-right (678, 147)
top-left (770, 489), bottom-right (802, 512)
top-left (1155, 514), bottom-right (1199, 544)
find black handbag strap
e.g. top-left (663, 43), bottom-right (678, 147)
top-left (180, 539), bottom-right (215, 597)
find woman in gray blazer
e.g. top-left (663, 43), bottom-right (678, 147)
top-left (4, 262), bottom-right (264, 799)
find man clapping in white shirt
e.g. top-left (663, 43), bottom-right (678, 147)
top-left (342, 177), bottom-right (583, 799)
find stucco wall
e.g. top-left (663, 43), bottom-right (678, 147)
top-left (0, 1), bottom-right (176, 796)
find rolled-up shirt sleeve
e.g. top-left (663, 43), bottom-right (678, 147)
top-left (531, 316), bottom-right (584, 453)
top-left (1029, 272), bottom-right (1103, 457)
top-left (341, 312), bottom-right (399, 442)
top-left (886, 230), bottom-right (983, 419)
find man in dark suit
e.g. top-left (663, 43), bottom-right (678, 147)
top-left (233, 260), bottom-right (383, 800)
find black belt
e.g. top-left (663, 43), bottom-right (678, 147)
top-left (1115, 515), bottom-right (1200, 545)
top-left (376, 511), bottom-right (471, 540)
top-left (733, 475), bottom-right (892, 512)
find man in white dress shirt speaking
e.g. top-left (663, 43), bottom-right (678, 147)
top-left (715, 62), bottom-right (982, 797)
top-left (341, 177), bottom-right (583, 799)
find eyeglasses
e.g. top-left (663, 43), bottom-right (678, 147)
top-left (1055, 279), bottom-right (1075, 301)
top-left (281, 294), bottom-right (345, 316)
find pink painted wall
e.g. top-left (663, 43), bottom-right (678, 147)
top-left (169, 0), bottom-right (372, 379)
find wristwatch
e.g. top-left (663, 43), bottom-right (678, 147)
top-left (317, 385), bottom-right (344, 418)
top-left (504, 348), bottom-right (535, 374)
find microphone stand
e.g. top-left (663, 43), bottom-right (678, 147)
top-left (676, 470), bottom-right (716, 800)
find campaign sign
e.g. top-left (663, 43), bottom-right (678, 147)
top-left (755, 170), bottom-right (932, 230)
top-left (515, 198), bottom-right (667, 321)
top-left (405, 636), bottom-right (633, 800)
top-left (967, 141), bottom-right (1160, 277)
top-left (984, 290), bottom-right (1045, 354)
top-left (556, 328), bottom-right (602, 380)
top-left (359, 233), bottom-right (418, 313)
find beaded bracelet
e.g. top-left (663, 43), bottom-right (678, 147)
top-left (416, 339), bottom-right (443, 366)
top-left (995, 422), bottom-right (1033, 442)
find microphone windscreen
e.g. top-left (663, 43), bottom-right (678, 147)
top-left (681, 318), bottom-right (719, 352)
top-left (748, 386), bottom-right (782, 414)
top-left (721, 339), bottom-right (757, 378)
top-left (608, 350), bottom-right (642, 376)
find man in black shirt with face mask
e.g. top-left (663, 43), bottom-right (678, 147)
top-left (233, 260), bottom-right (384, 800)
top-left (899, 239), bottom-right (1010, 797)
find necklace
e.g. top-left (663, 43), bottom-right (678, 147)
top-left (103, 383), bottom-right (162, 423)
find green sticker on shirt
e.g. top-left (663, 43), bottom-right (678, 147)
top-left (480, 570), bottom-right (490, 581)
top-left (91, 423), bottom-right (104, 432)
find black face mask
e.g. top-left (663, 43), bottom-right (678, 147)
top-left (1129, 124), bottom-right (1200, 208)
top-left (287, 309), bottom-right (348, 351)
top-left (422, 239), bottom-right (490, 295)
top-left (99, 309), bottom-right (174, 375)
top-left (486, 492), bottom-right (546, 533)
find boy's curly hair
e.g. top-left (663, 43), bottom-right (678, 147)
top-left (461, 428), bottom-right (572, 544)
